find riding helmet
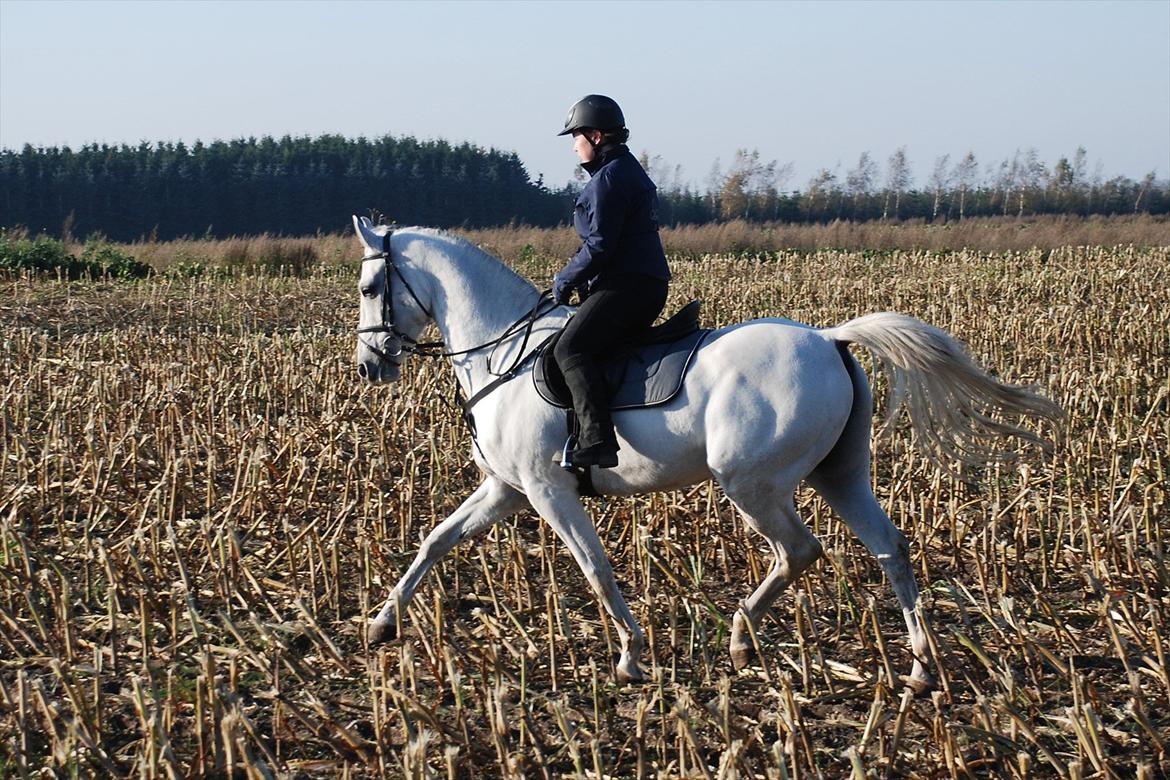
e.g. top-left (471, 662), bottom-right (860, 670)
top-left (558, 95), bottom-right (626, 136)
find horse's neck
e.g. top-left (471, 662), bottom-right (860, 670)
top-left (400, 230), bottom-right (546, 388)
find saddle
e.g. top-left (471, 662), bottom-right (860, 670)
top-left (533, 300), bottom-right (710, 411)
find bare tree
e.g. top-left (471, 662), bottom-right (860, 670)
top-left (928, 154), bottom-right (951, 220)
top-left (994, 154), bottom-right (1020, 216)
top-left (1089, 158), bottom-right (1105, 212)
top-left (766, 161), bottom-right (796, 220)
top-left (773, 161), bottom-right (796, 195)
top-left (806, 168), bottom-right (837, 218)
top-left (706, 159), bottom-right (723, 214)
top-left (952, 152), bottom-right (978, 219)
top-left (718, 149), bottom-right (786, 220)
top-left (1071, 146), bottom-right (1089, 213)
top-left (639, 151), bottom-right (662, 181)
top-left (883, 147), bottom-right (911, 220)
top-left (1017, 148), bottom-right (1048, 216)
top-left (1050, 155), bottom-right (1074, 209)
top-left (845, 151), bottom-right (878, 216)
top-left (1134, 170), bottom-right (1157, 213)
top-left (719, 152), bottom-right (751, 220)
top-left (639, 151), bottom-right (686, 196)
top-left (1072, 147), bottom-right (1088, 188)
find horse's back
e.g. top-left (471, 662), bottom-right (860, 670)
top-left (692, 317), bottom-right (848, 387)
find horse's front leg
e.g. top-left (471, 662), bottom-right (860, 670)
top-left (368, 476), bottom-right (528, 645)
top-left (523, 481), bottom-right (646, 684)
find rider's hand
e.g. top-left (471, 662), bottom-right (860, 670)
top-left (553, 274), bottom-right (574, 305)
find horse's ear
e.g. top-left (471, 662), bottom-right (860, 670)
top-left (353, 215), bottom-right (379, 253)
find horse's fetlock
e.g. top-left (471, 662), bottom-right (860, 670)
top-left (789, 537), bottom-right (824, 577)
top-left (895, 532), bottom-right (911, 558)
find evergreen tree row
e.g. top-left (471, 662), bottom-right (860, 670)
top-left (0, 135), bottom-right (571, 241)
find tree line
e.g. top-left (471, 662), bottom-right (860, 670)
top-left (0, 134), bottom-right (1165, 241)
top-left (653, 146), bottom-right (1168, 224)
top-left (0, 135), bottom-right (569, 241)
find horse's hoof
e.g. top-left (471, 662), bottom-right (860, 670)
top-left (904, 673), bottom-right (937, 697)
top-left (730, 644), bottom-right (756, 671)
top-left (616, 661), bottom-right (646, 685)
top-left (367, 618), bottom-right (399, 646)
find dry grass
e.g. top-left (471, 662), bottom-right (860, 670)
top-left (66, 214), bottom-right (1170, 276)
top-left (1, 245), bottom-right (1167, 778)
top-left (459, 215), bottom-right (1170, 260)
top-left (125, 234), bottom-right (349, 276)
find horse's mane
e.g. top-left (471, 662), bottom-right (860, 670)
top-left (397, 227), bottom-right (537, 292)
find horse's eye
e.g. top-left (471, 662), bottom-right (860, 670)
top-left (360, 284), bottom-right (377, 298)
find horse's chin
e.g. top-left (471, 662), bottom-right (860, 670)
top-left (357, 360), bottom-right (401, 385)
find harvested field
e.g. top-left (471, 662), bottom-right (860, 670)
top-left (1, 244), bottom-right (1167, 778)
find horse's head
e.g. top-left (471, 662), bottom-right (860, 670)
top-left (352, 216), bottom-right (430, 384)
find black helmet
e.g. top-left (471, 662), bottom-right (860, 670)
top-left (558, 94), bottom-right (625, 136)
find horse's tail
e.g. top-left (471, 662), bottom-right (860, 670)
top-left (823, 312), bottom-right (1064, 468)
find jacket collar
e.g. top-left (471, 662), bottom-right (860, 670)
top-left (581, 143), bottom-right (629, 177)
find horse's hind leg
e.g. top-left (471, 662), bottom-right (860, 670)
top-left (368, 476), bottom-right (528, 645)
top-left (723, 489), bottom-right (824, 671)
top-left (808, 470), bottom-right (936, 693)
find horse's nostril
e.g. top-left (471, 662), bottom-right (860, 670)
top-left (357, 363), bottom-right (368, 379)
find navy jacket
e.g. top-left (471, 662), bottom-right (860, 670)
top-left (558, 145), bottom-right (670, 292)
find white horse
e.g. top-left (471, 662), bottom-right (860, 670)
top-left (352, 217), bottom-right (1061, 691)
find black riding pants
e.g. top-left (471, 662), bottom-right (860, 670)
top-left (553, 273), bottom-right (669, 445)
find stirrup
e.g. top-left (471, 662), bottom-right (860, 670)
top-left (567, 441), bottom-right (619, 469)
top-left (561, 436), bottom-right (619, 469)
top-left (558, 436), bottom-right (603, 498)
top-left (560, 435), bottom-right (577, 470)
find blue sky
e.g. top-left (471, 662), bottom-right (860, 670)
top-left (2, 0), bottom-right (1167, 190)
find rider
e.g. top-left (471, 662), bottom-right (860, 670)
top-left (552, 95), bottom-right (671, 469)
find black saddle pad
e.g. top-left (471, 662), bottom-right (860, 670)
top-left (534, 301), bottom-right (711, 411)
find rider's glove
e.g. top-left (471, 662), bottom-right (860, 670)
top-left (552, 274), bottom-right (574, 305)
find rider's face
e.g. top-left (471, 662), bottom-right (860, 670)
top-left (572, 130), bottom-right (602, 163)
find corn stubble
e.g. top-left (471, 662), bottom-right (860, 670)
top-left (0, 246), bottom-right (1166, 778)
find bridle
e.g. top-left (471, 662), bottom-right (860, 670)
top-left (355, 230), bottom-right (443, 363)
top-left (355, 230), bottom-right (560, 427)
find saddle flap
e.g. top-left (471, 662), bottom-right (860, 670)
top-left (533, 300), bottom-right (709, 411)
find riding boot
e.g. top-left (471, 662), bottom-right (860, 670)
top-left (560, 357), bottom-right (619, 468)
